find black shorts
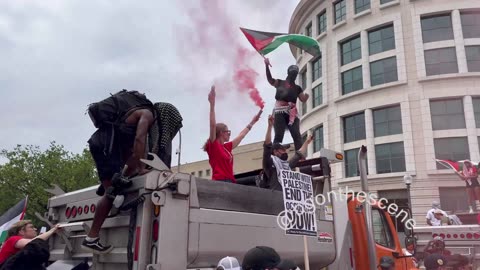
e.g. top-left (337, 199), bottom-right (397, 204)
top-left (88, 128), bottom-right (134, 182)
top-left (466, 178), bottom-right (480, 188)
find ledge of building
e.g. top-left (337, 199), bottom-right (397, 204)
top-left (337, 171), bottom-right (417, 184)
top-left (301, 103), bottom-right (328, 122)
top-left (380, 1), bottom-right (400, 10)
top-left (332, 20), bottom-right (347, 31)
top-left (354, 9), bottom-right (371, 20)
top-left (418, 72), bottom-right (480, 82)
top-left (334, 80), bottom-right (407, 103)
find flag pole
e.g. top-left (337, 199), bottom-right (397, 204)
top-left (303, 235), bottom-right (310, 270)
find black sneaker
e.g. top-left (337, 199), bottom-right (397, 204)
top-left (81, 238), bottom-right (114, 254)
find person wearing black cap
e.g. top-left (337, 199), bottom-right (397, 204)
top-left (378, 256), bottom-right (395, 270)
top-left (241, 246), bottom-right (299, 270)
top-left (258, 115), bottom-right (313, 190)
top-left (264, 57), bottom-right (309, 151)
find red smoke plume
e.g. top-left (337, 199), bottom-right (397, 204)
top-left (176, 0), bottom-right (265, 109)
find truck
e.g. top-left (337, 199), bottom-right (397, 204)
top-left (412, 222), bottom-right (480, 269)
top-left (42, 147), bottom-right (417, 269)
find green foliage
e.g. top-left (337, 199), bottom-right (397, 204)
top-left (0, 142), bottom-right (98, 224)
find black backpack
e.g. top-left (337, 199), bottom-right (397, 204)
top-left (88, 90), bottom-right (153, 129)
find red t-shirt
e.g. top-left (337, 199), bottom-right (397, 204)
top-left (0, 236), bottom-right (22, 264)
top-left (205, 140), bottom-right (235, 182)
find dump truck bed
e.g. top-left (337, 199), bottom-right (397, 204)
top-left (46, 170), bottom-right (336, 270)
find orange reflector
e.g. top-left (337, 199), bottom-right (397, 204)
top-left (335, 153), bottom-right (344, 160)
top-left (154, 205), bottom-right (160, 217)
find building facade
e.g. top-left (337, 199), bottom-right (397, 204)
top-left (289, 0), bottom-right (480, 227)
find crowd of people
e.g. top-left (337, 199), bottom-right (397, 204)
top-left (216, 246), bottom-right (299, 270)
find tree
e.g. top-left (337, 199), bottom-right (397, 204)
top-left (0, 142), bottom-right (98, 224)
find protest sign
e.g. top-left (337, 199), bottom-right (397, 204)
top-left (279, 169), bottom-right (317, 237)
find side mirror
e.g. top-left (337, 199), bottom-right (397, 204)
top-left (405, 236), bottom-right (417, 254)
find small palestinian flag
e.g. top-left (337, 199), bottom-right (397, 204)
top-left (240, 27), bottom-right (321, 58)
top-left (0, 197), bottom-right (28, 244)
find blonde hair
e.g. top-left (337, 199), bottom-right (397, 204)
top-left (7, 220), bottom-right (32, 238)
top-left (203, 123), bottom-right (228, 151)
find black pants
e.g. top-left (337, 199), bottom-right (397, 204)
top-left (273, 113), bottom-right (303, 150)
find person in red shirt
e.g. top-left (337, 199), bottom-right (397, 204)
top-left (203, 85), bottom-right (262, 183)
top-left (0, 220), bottom-right (59, 266)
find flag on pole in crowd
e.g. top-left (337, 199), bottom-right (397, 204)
top-left (240, 27), bottom-right (321, 58)
top-left (0, 197), bottom-right (28, 244)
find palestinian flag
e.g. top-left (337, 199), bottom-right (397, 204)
top-left (240, 27), bottom-right (321, 58)
top-left (435, 159), bottom-right (461, 171)
top-left (0, 197), bottom-right (28, 244)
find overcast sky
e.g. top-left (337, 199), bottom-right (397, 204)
top-left (0, 1), bottom-right (299, 166)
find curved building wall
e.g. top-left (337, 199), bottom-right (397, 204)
top-left (289, 0), bottom-right (480, 225)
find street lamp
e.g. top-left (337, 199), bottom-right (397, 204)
top-left (403, 173), bottom-right (413, 217)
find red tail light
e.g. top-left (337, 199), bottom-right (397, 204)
top-left (467, 233), bottom-right (473, 239)
top-left (84, 205), bottom-right (89, 214)
top-left (152, 220), bottom-right (159, 242)
top-left (453, 234), bottom-right (458, 238)
top-left (71, 206), bottom-right (77, 218)
top-left (439, 233), bottom-right (445, 239)
top-left (65, 207), bottom-right (71, 218)
top-left (432, 233), bottom-right (438, 238)
top-left (460, 234), bottom-right (465, 238)
top-left (474, 233), bottom-right (480, 239)
top-left (446, 234), bottom-right (451, 238)
top-left (77, 206), bottom-right (83, 215)
top-left (90, 204), bottom-right (96, 213)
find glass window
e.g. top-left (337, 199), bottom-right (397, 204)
top-left (334, 0), bottom-right (347, 24)
top-left (430, 99), bottom-right (465, 130)
top-left (300, 70), bottom-right (307, 89)
top-left (312, 57), bottom-right (322, 81)
top-left (434, 137), bottom-right (470, 169)
top-left (370, 57), bottom-right (398, 86)
top-left (341, 36), bottom-right (362, 65)
top-left (302, 133), bottom-right (308, 156)
top-left (198, 171), bottom-right (203, 177)
top-left (342, 66), bottom-right (363, 95)
top-left (344, 112), bottom-right (366, 143)
top-left (473, 98), bottom-right (480, 128)
top-left (421, 14), bottom-right (454, 43)
top-left (191, 172), bottom-right (195, 176)
top-left (317, 11), bottom-right (327, 35)
top-left (372, 208), bottom-right (395, 248)
top-left (306, 23), bottom-right (312, 37)
top-left (345, 148), bottom-right (360, 177)
top-left (373, 106), bottom-right (402, 137)
top-left (461, 12), bottom-right (480, 39)
top-left (206, 169), bottom-right (211, 176)
top-left (439, 187), bottom-right (469, 212)
top-left (312, 84), bottom-right (323, 108)
top-left (375, 142), bottom-right (406, 174)
top-left (466, 46), bottom-right (480, 72)
top-left (368, 25), bottom-right (395, 55)
top-left (355, 0), bottom-right (370, 14)
top-left (302, 102), bottom-right (307, 115)
top-left (424, 47), bottom-right (458, 76)
top-left (313, 126), bottom-right (324, 153)
top-left (380, 0), bottom-right (395, 4)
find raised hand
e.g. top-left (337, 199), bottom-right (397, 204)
top-left (208, 85), bottom-right (216, 105)
top-left (268, 115), bottom-right (274, 127)
top-left (252, 110), bottom-right (263, 124)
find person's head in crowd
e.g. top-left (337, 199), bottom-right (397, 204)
top-left (217, 256), bottom-right (241, 270)
top-left (272, 143), bottom-right (290, 161)
top-left (433, 209), bottom-right (444, 220)
top-left (7, 220), bottom-right (37, 239)
top-left (431, 201), bottom-right (440, 210)
top-left (378, 256), bottom-right (395, 270)
top-left (275, 259), bottom-right (299, 270)
top-left (243, 246), bottom-right (302, 270)
top-left (424, 253), bottom-right (447, 270)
